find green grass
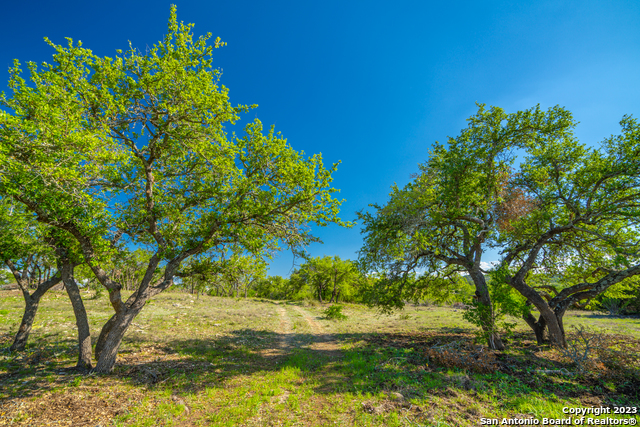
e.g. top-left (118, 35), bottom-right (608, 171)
top-left (0, 290), bottom-right (639, 426)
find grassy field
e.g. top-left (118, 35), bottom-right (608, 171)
top-left (0, 289), bottom-right (639, 426)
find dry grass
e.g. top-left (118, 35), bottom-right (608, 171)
top-left (0, 290), bottom-right (639, 426)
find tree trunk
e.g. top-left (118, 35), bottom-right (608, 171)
top-left (7, 262), bottom-right (62, 352)
top-left (508, 276), bottom-right (566, 347)
top-left (93, 304), bottom-right (146, 373)
top-left (329, 280), bottom-right (338, 303)
top-left (61, 264), bottom-right (92, 371)
top-left (95, 314), bottom-right (116, 362)
top-left (468, 270), bottom-right (505, 351)
top-left (523, 310), bottom-right (546, 345)
top-left (10, 295), bottom-right (40, 351)
top-left (538, 308), bottom-right (566, 347)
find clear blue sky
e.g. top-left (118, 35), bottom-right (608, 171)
top-left (2, 1), bottom-right (639, 276)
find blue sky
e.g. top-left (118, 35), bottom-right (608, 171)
top-left (2, 0), bottom-right (639, 276)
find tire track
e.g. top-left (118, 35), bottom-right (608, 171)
top-left (261, 304), bottom-right (293, 358)
top-left (290, 305), bottom-right (342, 357)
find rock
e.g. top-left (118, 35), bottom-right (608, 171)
top-left (388, 392), bottom-right (405, 401)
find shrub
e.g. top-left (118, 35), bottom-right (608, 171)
top-left (323, 305), bottom-right (347, 320)
top-left (556, 325), bottom-right (603, 374)
top-left (425, 341), bottom-right (498, 374)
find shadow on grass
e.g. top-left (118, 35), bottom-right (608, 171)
top-left (2, 328), bottom-right (640, 407)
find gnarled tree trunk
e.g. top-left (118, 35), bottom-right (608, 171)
top-left (509, 276), bottom-right (567, 347)
top-left (11, 294), bottom-right (41, 352)
top-left (93, 302), bottom-right (146, 373)
top-left (7, 260), bottom-right (62, 352)
top-left (523, 310), bottom-right (547, 345)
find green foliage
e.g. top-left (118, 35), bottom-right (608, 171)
top-left (0, 6), bottom-right (351, 371)
top-left (462, 267), bottom-right (527, 341)
top-left (357, 104), bottom-right (574, 335)
top-left (0, 268), bottom-right (11, 286)
top-left (176, 252), bottom-right (267, 297)
top-left (291, 256), bottom-right (364, 303)
top-left (359, 272), bottom-right (474, 313)
top-left (323, 304), bottom-right (347, 320)
top-left (587, 277), bottom-right (640, 314)
top-left (253, 275), bottom-right (300, 300)
top-left (498, 114), bottom-right (640, 311)
top-left (0, 5), bottom-right (348, 300)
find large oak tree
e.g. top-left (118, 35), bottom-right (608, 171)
top-left (497, 115), bottom-right (640, 347)
top-left (357, 104), bottom-right (578, 350)
top-left (0, 6), bottom-right (348, 372)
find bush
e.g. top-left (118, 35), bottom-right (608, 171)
top-left (323, 305), bottom-right (347, 320)
top-left (598, 297), bottom-right (629, 316)
top-left (425, 341), bottom-right (498, 374)
top-left (557, 325), bottom-right (604, 374)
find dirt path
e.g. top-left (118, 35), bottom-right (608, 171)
top-left (259, 304), bottom-right (293, 359)
top-left (261, 304), bottom-right (343, 362)
top-left (290, 306), bottom-right (342, 357)
top-left (277, 305), bottom-right (294, 350)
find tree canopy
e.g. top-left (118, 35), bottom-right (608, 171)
top-left (496, 114), bottom-right (640, 346)
top-left (357, 104), bottom-right (640, 347)
top-left (0, 6), bottom-right (349, 372)
top-left (358, 104), bottom-right (577, 349)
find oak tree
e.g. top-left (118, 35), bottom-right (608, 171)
top-left (497, 115), bottom-right (640, 346)
top-left (0, 6), bottom-right (348, 372)
top-left (0, 201), bottom-right (92, 369)
top-left (358, 104), bottom-right (577, 350)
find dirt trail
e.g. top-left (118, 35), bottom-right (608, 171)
top-left (277, 305), bottom-right (294, 350)
top-left (260, 304), bottom-right (293, 358)
top-left (263, 304), bottom-right (342, 361)
top-left (290, 305), bottom-right (342, 356)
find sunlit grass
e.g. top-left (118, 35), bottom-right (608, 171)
top-left (0, 290), bottom-right (638, 426)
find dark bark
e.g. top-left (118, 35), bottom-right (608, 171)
top-left (7, 261), bottom-right (62, 352)
top-left (95, 314), bottom-right (116, 362)
top-left (509, 275), bottom-right (567, 347)
top-left (93, 274), bottom-right (176, 373)
top-left (93, 304), bottom-right (145, 373)
top-left (329, 279), bottom-right (338, 303)
top-left (511, 264), bottom-right (640, 348)
top-left (523, 310), bottom-right (547, 345)
top-left (10, 296), bottom-right (40, 351)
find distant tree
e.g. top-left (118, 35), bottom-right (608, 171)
top-left (0, 201), bottom-right (92, 369)
top-left (0, 6), bottom-right (348, 373)
top-left (111, 249), bottom-right (160, 292)
top-left (218, 253), bottom-right (266, 298)
top-left (0, 268), bottom-right (11, 287)
top-left (176, 257), bottom-right (217, 296)
top-left (292, 256), bottom-right (362, 303)
top-left (254, 275), bottom-right (297, 300)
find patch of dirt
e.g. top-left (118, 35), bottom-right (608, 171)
top-left (0, 386), bottom-right (143, 426)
